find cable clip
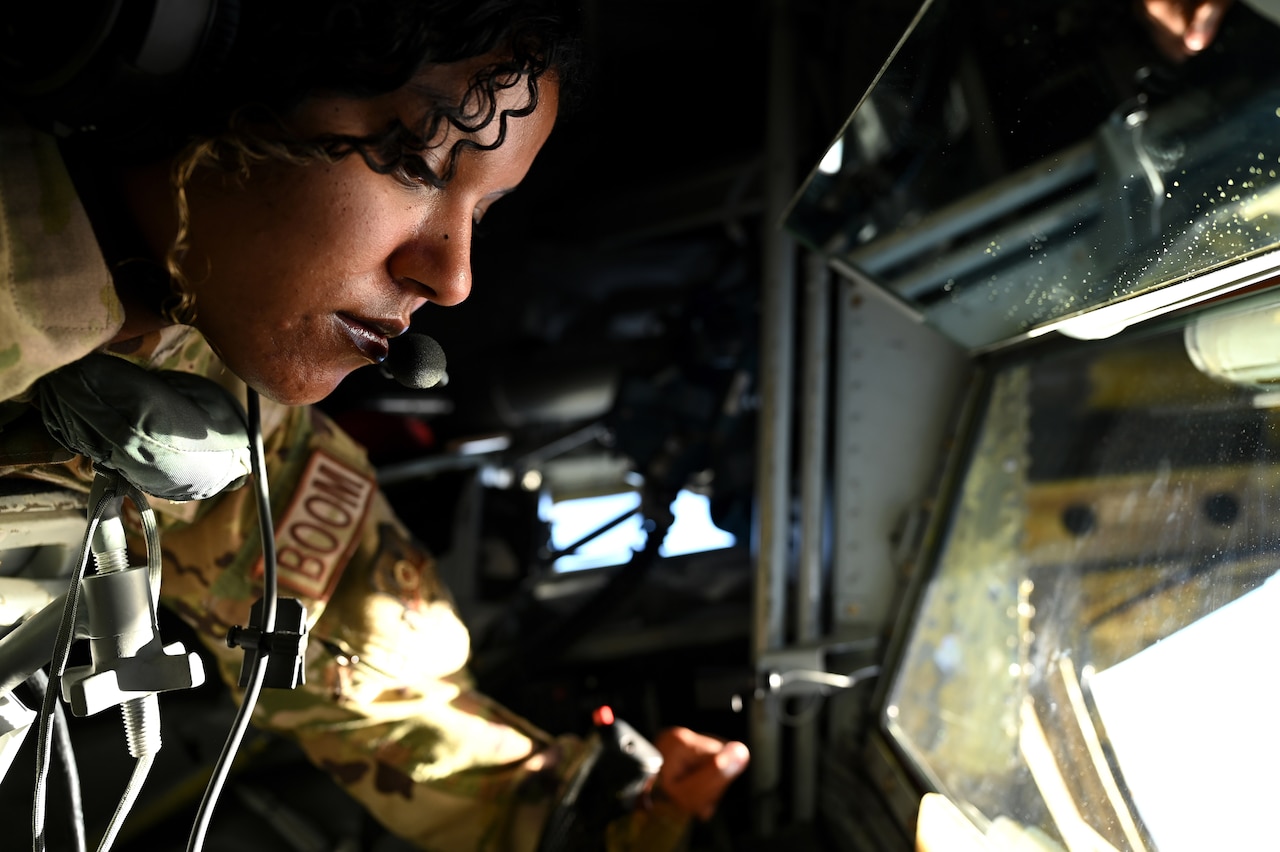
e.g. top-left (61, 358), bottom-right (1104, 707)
top-left (227, 598), bottom-right (309, 690)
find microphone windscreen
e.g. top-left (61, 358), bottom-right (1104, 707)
top-left (385, 333), bottom-right (448, 389)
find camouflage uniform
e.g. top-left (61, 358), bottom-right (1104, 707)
top-left (0, 115), bottom-right (689, 850)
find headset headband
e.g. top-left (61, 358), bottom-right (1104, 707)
top-left (1, 0), bottom-right (237, 139)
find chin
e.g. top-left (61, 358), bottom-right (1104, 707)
top-left (249, 367), bottom-right (349, 407)
top-left (214, 337), bottom-right (364, 406)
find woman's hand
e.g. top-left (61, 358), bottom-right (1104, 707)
top-left (653, 727), bottom-right (750, 821)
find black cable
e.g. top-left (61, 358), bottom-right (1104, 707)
top-left (51, 685), bottom-right (87, 852)
top-left (247, 391), bottom-right (280, 636)
top-left (25, 669), bottom-right (86, 852)
top-left (186, 389), bottom-right (278, 852)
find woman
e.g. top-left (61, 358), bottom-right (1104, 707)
top-left (0, 1), bottom-right (747, 848)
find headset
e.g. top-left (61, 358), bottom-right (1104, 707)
top-left (0, 0), bottom-right (239, 142)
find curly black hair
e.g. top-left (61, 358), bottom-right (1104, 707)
top-left (138, 1), bottom-right (573, 189)
top-left (153, 0), bottom-right (583, 321)
top-left (191, 0), bottom-right (584, 183)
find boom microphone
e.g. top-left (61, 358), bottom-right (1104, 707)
top-left (383, 333), bottom-right (448, 389)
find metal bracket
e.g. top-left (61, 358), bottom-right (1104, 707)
top-left (751, 645), bottom-right (881, 705)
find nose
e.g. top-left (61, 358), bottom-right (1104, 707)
top-left (389, 221), bottom-right (473, 307)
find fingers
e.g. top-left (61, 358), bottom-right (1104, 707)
top-left (1185, 0), bottom-right (1230, 52)
top-left (656, 726), bottom-right (725, 768)
top-left (1139, 0), bottom-right (1234, 61)
top-left (654, 727), bottom-right (750, 821)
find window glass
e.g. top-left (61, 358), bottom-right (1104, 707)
top-left (546, 489), bottom-right (737, 572)
top-left (787, 0), bottom-right (1280, 349)
top-left (886, 297), bottom-right (1280, 848)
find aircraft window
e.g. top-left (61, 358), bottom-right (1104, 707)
top-left (544, 488), bottom-right (737, 572)
top-left (884, 294), bottom-right (1280, 849)
top-left (785, 0), bottom-right (1280, 350)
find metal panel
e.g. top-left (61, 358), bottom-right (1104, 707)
top-left (832, 268), bottom-right (969, 634)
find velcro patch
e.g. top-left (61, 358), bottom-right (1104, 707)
top-left (256, 451), bottom-right (375, 602)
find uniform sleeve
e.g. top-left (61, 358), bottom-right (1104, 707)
top-left (0, 113), bottom-right (122, 404)
top-left (155, 398), bottom-right (692, 851)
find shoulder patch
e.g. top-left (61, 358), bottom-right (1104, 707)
top-left (256, 451), bottom-right (375, 602)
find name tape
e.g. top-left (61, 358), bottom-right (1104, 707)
top-left (256, 451), bottom-right (375, 601)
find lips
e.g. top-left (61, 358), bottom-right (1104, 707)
top-left (335, 313), bottom-right (407, 364)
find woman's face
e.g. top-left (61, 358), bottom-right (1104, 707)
top-left (168, 60), bottom-right (558, 405)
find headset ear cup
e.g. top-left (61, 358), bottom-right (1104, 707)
top-left (1, 0), bottom-right (239, 144)
top-left (1, 2), bottom-right (126, 108)
top-left (199, 0), bottom-right (241, 84)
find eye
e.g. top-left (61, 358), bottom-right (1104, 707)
top-left (392, 156), bottom-right (441, 189)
